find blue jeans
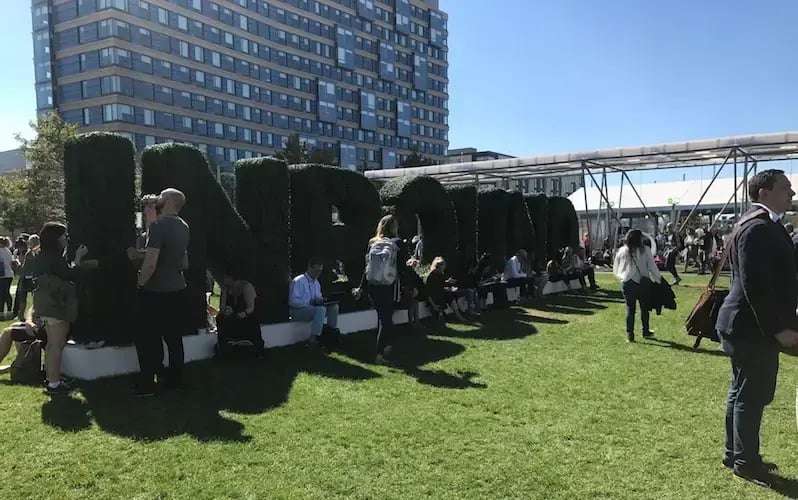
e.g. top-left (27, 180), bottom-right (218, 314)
top-left (290, 304), bottom-right (339, 337)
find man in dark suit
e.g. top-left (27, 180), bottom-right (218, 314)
top-left (716, 169), bottom-right (798, 487)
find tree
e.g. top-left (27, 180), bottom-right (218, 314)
top-left (275, 134), bottom-right (310, 165)
top-left (219, 172), bottom-right (236, 206)
top-left (308, 146), bottom-right (338, 166)
top-left (0, 173), bottom-right (34, 234)
top-left (276, 133), bottom-right (338, 166)
top-left (401, 148), bottom-right (436, 167)
top-left (13, 113), bottom-right (78, 231)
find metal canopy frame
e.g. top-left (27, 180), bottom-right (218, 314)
top-left (365, 132), bottom-right (798, 183)
top-left (365, 131), bottom-right (798, 245)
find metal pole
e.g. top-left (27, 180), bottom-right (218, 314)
top-left (734, 148), bottom-right (740, 220)
top-left (602, 168), bottom-right (610, 247)
top-left (616, 172), bottom-right (625, 248)
top-left (621, 171), bottom-right (654, 221)
top-left (584, 167), bottom-right (625, 230)
top-left (743, 155), bottom-right (749, 213)
top-left (581, 165), bottom-right (592, 250)
top-left (474, 173), bottom-right (480, 262)
top-left (709, 161), bottom-right (757, 232)
top-left (678, 147), bottom-right (735, 233)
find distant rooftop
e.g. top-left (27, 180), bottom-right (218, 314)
top-left (0, 149), bottom-right (27, 175)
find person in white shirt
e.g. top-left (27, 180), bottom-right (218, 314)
top-left (503, 249), bottom-right (531, 299)
top-left (503, 250), bottom-right (528, 280)
top-left (289, 256), bottom-right (339, 341)
top-left (613, 229), bottom-right (663, 342)
top-left (0, 237), bottom-right (17, 319)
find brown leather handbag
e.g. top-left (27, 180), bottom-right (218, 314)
top-left (684, 209), bottom-right (766, 348)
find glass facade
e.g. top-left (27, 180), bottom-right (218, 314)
top-left (36, 0), bottom-right (448, 170)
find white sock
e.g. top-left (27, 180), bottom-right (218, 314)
top-left (48, 380), bottom-right (60, 389)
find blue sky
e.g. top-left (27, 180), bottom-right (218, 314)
top-left (2, 0), bottom-right (798, 184)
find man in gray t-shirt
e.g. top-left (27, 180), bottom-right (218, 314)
top-left (143, 214), bottom-right (189, 292)
top-left (134, 188), bottom-right (190, 396)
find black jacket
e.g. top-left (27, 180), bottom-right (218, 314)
top-left (715, 209), bottom-right (798, 342)
top-left (650, 280), bottom-right (676, 315)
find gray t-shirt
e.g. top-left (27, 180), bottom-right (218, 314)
top-left (144, 215), bottom-right (189, 292)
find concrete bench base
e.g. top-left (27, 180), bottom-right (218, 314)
top-left (60, 281), bottom-right (577, 380)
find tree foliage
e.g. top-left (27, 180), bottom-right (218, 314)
top-left (0, 173), bottom-right (31, 233)
top-left (401, 148), bottom-right (436, 168)
top-left (275, 133), bottom-right (338, 166)
top-left (11, 113), bottom-right (78, 232)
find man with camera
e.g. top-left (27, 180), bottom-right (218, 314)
top-left (134, 188), bottom-right (190, 397)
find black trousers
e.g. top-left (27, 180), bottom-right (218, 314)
top-left (0, 277), bottom-right (12, 313)
top-left (666, 251), bottom-right (680, 281)
top-left (580, 267), bottom-right (597, 288)
top-left (136, 289), bottom-right (187, 386)
top-left (721, 336), bottom-right (779, 469)
top-left (369, 284), bottom-right (395, 356)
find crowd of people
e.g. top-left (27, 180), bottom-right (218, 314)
top-left (3, 169), bottom-right (797, 490)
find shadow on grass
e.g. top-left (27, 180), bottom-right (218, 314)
top-left (403, 368), bottom-right (487, 389)
top-left (59, 343), bottom-right (380, 442)
top-left (747, 473), bottom-right (798, 498)
top-left (639, 338), bottom-right (728, 358)
top-left (431, 309), bottom-right (540, 341)
top-left (41, 396), bottom-right (92, 432)
top-left (339, 329), bottom-right (486, 390)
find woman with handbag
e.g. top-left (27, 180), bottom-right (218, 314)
top-left (31, 222), bottom-right (97, 395)
top-left (613, 229), bottom-right (663, 343)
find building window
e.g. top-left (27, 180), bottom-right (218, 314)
top-left (83, 108), bottom-right (91, 125)
top-left (157, 7), bottom-right (168, 25)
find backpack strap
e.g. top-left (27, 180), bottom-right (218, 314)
top-left (707, 208), bottom-right (767, 290)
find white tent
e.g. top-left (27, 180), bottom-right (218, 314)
top-left (568, 174), bottom-right (798, 214)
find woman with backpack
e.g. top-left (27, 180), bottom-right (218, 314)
top-left (353, 214), bottom-right (408, 365)
top-left (31, 222), bottom-right (97, 395)
top-left (613, 229), bottom-right (663, 343)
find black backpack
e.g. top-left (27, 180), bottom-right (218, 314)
top-left (319, 325), bottom-right (343, 349)
top-left (214, 316), bottom-right (265, 359)
top-left (10, 340), bottom-right (44, 385)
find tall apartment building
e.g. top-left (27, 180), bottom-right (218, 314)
top-left (31, 0), bottom-right (449, 170)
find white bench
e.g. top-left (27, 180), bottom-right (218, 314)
top-left (61, 281), bottom-right (579, 380)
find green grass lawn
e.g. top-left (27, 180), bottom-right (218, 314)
top-left (2, 273), bottom-right (798, 499)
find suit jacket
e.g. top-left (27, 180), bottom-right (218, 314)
top-left (716, 209), bottom-right (798, 343)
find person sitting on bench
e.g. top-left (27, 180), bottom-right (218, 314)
top-left (289, 257), bottom-right (339, 342)
top-left (425, 257), bottom-right (467, 322)
top-left (0, 312), bottom-right (46, 372)
top-left (504, 249), bottom-right (533, 298)
top-left (216, 273), bottom-right (260, 346)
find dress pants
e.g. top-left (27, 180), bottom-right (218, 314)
top-left (721, 335), bottom-right (779, 469)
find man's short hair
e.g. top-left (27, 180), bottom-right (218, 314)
top-left (307, 256), bottom-right (324, 268)
top-left (787, 223), bottom-right (795, 233)
top-left (749, 169), bottom-right (784, 202)
top-left (161, 188), bottom-right (186, 210)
